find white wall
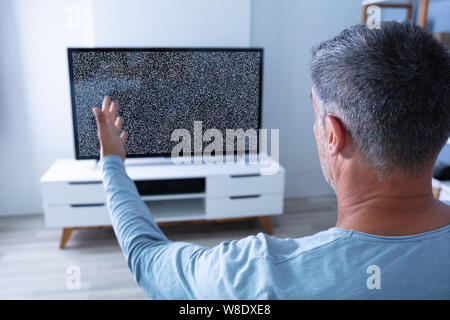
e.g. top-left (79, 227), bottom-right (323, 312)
top-left (92, 0), bottom-right (251, 46)
top-left (250, 0), bottom-right (362, 197)
top-left (0, 0), bottom-right (251, 215)
top-left (0, 0), bottom-right (37, 215)
top-left (0, 0), bottom-right (94, 216)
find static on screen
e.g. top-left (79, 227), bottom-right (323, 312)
top-left (68, 48), bottom-right (262, 159)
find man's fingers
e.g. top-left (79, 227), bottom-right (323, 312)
top-left (102, 96), bottom-right (110, 114)
top-left (93, 107), bottom-right (106, 130)
top-left (114, 116), bottom-right (123, 132)
top-left (120, 131), bottom-right (127, 144)
top-left (109, 101), bottom-right (118, 122)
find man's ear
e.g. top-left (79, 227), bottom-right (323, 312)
top-left (324, 115), bottom-right (346, 156)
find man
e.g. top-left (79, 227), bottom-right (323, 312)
top-left (93, 22), bottom-right (450, 299)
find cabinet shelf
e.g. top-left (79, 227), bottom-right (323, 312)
top-left (141, 193), bottom-right (205, 201)
top-left (146, 198), bottom-right (206, 222)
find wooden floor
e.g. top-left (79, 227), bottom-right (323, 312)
top-left (0, 196), bottom-right (337, 299)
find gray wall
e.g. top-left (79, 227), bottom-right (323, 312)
top-left (383, 0), bottom-right (450, 31)
top-left (427, 0), bottom-right (450, 31)
top-left (250, 0), bottom-right (362, 198)
top-left (251, 0), bottom-right (450, 198)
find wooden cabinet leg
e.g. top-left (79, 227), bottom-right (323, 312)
top-left (60, 228), bottom-right (73, 249)
top-left (258, 216), bottom-right (273, 235)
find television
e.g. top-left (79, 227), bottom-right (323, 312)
top-left (68, 48), bottom-right (263, 160)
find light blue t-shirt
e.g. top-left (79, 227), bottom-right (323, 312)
top-left (102, 155), bottom-right (450, 299)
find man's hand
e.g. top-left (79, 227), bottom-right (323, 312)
top-left (92, 96), bottom-right (127, 161)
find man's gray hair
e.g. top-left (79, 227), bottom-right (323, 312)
top-left (310, 21), bottom-right (450, 176)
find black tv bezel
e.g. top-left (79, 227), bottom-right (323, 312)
top-left (68, 47), bottom-right (264, 160)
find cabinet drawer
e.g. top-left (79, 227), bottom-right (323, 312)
top-left (41, 181), bottom-right (106, 205)
top-left (207, 172), bottom-right (284, 197)
top-left (44, 204), bottom-right (111, 228)
top-left (206, 194), bottom-right (283, 219)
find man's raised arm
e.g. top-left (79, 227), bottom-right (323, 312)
top-left (93, 96), bottom-right (266, 299)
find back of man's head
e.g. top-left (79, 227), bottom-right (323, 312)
top-left (310, 21), bottom-right (450, 177)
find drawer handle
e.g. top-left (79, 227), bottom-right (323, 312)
top-left (229, 195), bottom-right (261, 200)
top-left (68, 181), bottom-right (102, 185)
top-left (70, 203), bottom-right (105, 208)
top-left (230, 173), bottom-right (261, 178)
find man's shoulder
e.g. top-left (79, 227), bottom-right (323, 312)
top-left (257, 222), bottom-right (450, 264)
top-left (255, 228), bottom-right (350, 263)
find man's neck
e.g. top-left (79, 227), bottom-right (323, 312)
top-left (334, 168), bottom-right (450, 236)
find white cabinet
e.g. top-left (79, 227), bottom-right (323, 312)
top-left (40, 158), bottom-right (285, 247)
top-left (207, 172), bottom-right (284, 196)
top-left (206, 194), bottom-right (283, 219)
top-left (45, 204), bottom-right (110, 227)
top-left (42, 181), bottom-right (105, 205)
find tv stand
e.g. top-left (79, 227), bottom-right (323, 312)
top-left (40, 158), bottom-right (285, 248)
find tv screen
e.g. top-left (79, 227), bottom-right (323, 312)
top-left (68, 48), bottom-right (263, 159)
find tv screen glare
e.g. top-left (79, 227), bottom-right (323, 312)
top-left (68, 48), bottom-right (263, 159)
